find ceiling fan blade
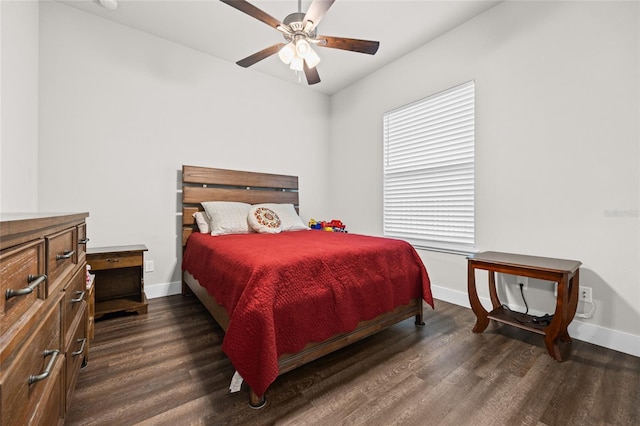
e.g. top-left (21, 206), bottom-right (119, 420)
top-left (236, 43), bottom-right (286, 68)
top-left (303, 0), bottom-right (335, 31)
top-left (303, 62), bottom-right (321, 85)
top-left (220, 0), bottom-right (282, 29)
top-left (317, 36), bottom-right (380, 55)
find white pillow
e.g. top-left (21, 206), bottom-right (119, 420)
top-left (248, 206), bottom-right (283, 234)
top-left (192, 211), bottom-right (210, 233)
top-left (253, 203), bottom-right (309, 231)
top-left (201, 201), bottom-right (252, 236)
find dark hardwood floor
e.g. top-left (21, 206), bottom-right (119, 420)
top-left (66, 295), bottom-right (640, 425)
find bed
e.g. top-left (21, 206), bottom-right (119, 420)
top-left (181, 165), bottom-right (433, 408)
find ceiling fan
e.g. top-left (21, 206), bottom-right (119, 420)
top-left (220, 0), bottom-right (380, 85)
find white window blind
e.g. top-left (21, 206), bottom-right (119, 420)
top-left (383, 80), bottom-right (475, 254)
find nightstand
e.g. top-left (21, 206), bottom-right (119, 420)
top-left (87, 244), bottom-right (148, 319)
top-left (467, 251), bottom-right (581, 361)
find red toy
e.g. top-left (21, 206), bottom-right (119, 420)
top-left (321, 220), bottom-right (345, 230)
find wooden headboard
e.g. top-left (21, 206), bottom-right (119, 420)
top-left (181, 165), bottom-right (300, 246)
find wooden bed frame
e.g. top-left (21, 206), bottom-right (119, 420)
top-left (181, 165), bottom-right (425, 408)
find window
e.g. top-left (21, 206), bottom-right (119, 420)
top-left (383, 80), bottom-right (475, 254)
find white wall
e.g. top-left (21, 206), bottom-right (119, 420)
top-left (37, 2), bottom-right (332, 296)
top-left (330, 1), bottom-right (639, 356)
top-left (1, 0), bottom-right (39, 212)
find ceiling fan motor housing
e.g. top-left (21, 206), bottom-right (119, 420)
top-left (283, 12), bottom-right (317, 40)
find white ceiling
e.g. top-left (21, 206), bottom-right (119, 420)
top-left (58, 0), bottom-right (501, 95)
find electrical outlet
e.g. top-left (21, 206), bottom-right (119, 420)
top-left (579, 286), bottom-right (592, 303)
top-left (517, 276), bottom-right (528, 291)
top-left (145, 260), bottom-right (154, 273)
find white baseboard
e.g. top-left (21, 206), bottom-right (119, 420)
top-left (430, 284), bottom-right (640, 358)
top-left (145, 281), bottom-right (182, 299)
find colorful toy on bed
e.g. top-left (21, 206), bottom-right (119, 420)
top-left (308, 219), bottom-right (321, 230)
top-left (308, 219), bottom-right (347, 232)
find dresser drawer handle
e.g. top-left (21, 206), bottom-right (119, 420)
top-left (72, 338), bottom-right (87, 357)
top-left (28, 349), bottom-right (60, 385)
top-left (106, 258), bottom-right (120, 263)
top-left (71, 290), bottom-right (86, 303)
top-left (5, 274), bottom-right (47, 300)
top-left (79, 238), bottom-right (90, 245)
top-left (56, 250), bottom-right (76, 260)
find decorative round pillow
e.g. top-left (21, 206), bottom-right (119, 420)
top-left (248, 206), bottom-right (283, 234)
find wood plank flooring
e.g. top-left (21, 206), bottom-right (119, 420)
top-left (65, 295), bottom-right (640, 425)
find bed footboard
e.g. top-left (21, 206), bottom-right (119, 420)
top-left (276, 298), bottom-right (423, 377)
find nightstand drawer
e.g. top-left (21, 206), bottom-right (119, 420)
top-left (88, 251), bottom-right (142, 271)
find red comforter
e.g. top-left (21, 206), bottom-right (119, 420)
top-left (182, 230), bottom-right (433, 397)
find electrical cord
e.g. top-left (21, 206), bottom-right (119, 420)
top-left (501, 283), bottom-right (553, 325)
top-left (519, 282), bottom-right (529, 315)
top-left (575, 300), bottom-right (595, 319)
top-left (501, 304), bottom-right (536, 324)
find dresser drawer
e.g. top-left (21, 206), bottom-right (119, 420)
top-left (77, 223), bottom-right (89, 265)
top-left (0, 297), bottom-right (63, 426)
top-left (64, 302), bottom-right (87, 411)
top-left (1, 240), bottom-right (46, 335)
top-left (31, 358), bottom-right (64, 426)
top-left (62, 267), bottom-right (86, 345)
top-left (88, 250), bottom-right (143, 271)
top-left (46, 227), bottom-right (78, 295)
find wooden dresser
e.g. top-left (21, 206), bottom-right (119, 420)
top-left (1, 212), bottom-right (89, 425)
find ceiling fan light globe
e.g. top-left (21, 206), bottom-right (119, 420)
top-left (290, 56), bottom-right (304, 72)
top-left (305, 48), bottom-right (321, 68)
top-left (295, 39), bottom-right (311, 58)
top-left (278, 42), bottom-right (295, 65)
